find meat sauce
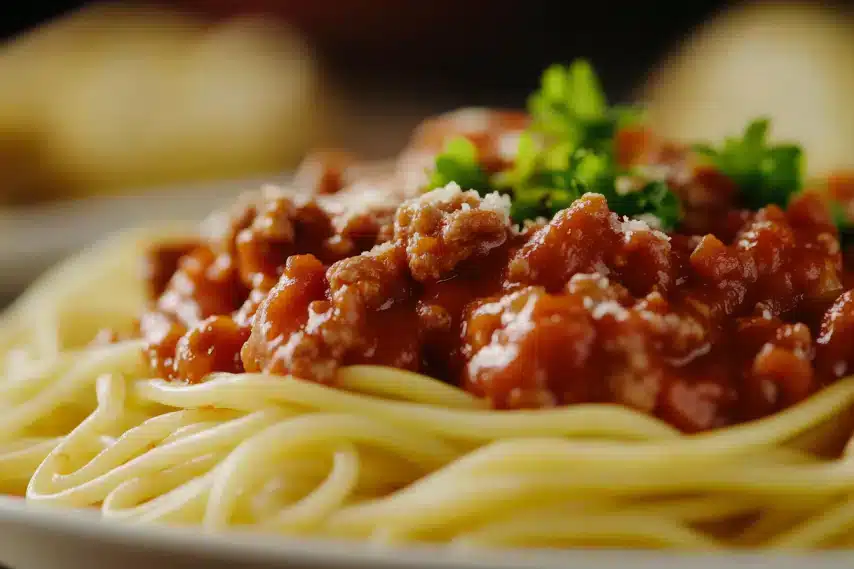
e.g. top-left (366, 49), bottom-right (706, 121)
top-left (140, 111), bottom-right (854, 433)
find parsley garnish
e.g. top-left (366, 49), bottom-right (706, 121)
top-left (528, 60), bottom-right (642, 152)
top-left (610, 180), bottom-right (681, 229)
top-left (424, 59), bottom-right (682, 229)
top-left (427, 137), bottom-right (492, 193)
top-left (831, 200), bottom-right (854, 249)
top-left (502, 148), bottom-right (602, 222)
top-left (497, 143), bottom-right (682, 229)
top-left (555, 150), bottom-right (681, 229)
top-left (694, 118), bottom-right (803, 210)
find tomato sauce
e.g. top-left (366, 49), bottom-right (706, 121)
top-left (139, 110), bottom-right (854, 433)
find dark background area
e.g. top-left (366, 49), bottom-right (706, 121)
top-left (0, 0), bottom-right (730, 106)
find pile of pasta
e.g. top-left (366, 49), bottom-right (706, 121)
top-left (4, 230), bottom-right (854, 549)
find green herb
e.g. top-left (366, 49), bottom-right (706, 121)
top-left (830, 200), bottom-right (854, 248)
top-left (694, 118), bottom-right (803, 209)
top-left (561, 151), bottom-right (681, 229)
top-left (423, 59), bottom-right (683, 230)
top-left (509, 188), bottom-right (550, 223)
top-left (492, 132), bottom-right (540, 190)
top-left (570, 149), bottom-right (611, 192)
top-left (609, 180), bottom-right (682, 229)
top-left (501, 147), bottom-right (600, 223)
top-left (831, 200), bottom-right (847, 228)
top-left (427, 137), bottom-right (492, 193)
top-left (527, 60), bottom-right (643, 152)
top-left (499, 146), bottom-right (681, 229)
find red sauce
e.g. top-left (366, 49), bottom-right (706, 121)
top-left (139, 110), bottom-right (854, 433)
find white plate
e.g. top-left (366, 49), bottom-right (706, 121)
top-left (3, 174), bottom-right (854, 568)
top-left (1, 495), bottom-right (852, 569)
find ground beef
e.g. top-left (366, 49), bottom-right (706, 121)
top-left (138, 111), bottom-right (853, 433)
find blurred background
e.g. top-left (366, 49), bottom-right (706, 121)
top-left (2, 0), bottom-right (854, 304)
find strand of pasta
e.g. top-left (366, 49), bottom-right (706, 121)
top-left (0, 342), bottom-right (143, 441)
top-left (335, 366), bottom-right (485, 409)
top-left (135, 371), bottom-right (854, 454)
top-left (203, 412), bottom-right (461, 531)
top-left (256, 442), bottom-right (360, 532)
top-left (768, 495), bottom-right (854, 548)
top-left (134, 374), bottom-right (683, 441)
top-left (13, 362), bottom-right (854, 547)
top-left (7, 230), bottom-right (854, 549)
top-left (6, 341), bottom-right (854, 548)
top-left (27, 373), bottom-right (296, 506)
top-left (0, 437), bottom-right (60, 493)
top-left (447, 512), bottom-right (722, 549)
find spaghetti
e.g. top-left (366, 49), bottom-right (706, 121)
top-left (6, 61), bottom-right (854, 550)
top-left (3, 238), bottom-right (854, 549)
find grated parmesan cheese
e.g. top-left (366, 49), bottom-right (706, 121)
top-left (591, 300), bottom-right (630, 321)
top-left (635, 213), bottom-right (664, 231)
top-left (416, 182), bottom-right (468, 204)
top-left (619, 215), bottom-right (671, 242)
top-left (412, 183), bottom-right (512, 226)
top-left (481, 191), bottom-right (513, 225)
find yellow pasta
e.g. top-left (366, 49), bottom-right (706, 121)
top-left (4, 231), bottom-right (854, 550)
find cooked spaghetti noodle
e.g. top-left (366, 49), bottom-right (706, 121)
top-left (7, 62), bottom-right (854, 550)
top-left (4, 234), bottom-right (854, 549)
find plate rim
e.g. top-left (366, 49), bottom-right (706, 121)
top-left (1, 495), bottom-right (853, 569)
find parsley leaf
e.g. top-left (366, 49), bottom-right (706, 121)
top-left (501, 147), bottom-right (682, 229)
top-left (493, 132), bottom-right (540, 189)
top-left (830, 200), bottom-right (854, 249)
top-left (608, 180), bottom-right (681, 230)
top-left (528, 60), bottom-right (642, 152)
top-left (501, 146), bottom-right (598, 223)
top-left (569, 151), bottom-right (682, 230)
top-left (517, 60), bottom-right (681, 228)
top-left (695, 118), bottom-right (803, 209)
top-left (569, 149), bottom-right (611, 192)
top-left (427, 137), bottom-right (492, 193)
top-left (423, 59), bottom-right (682, 230)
